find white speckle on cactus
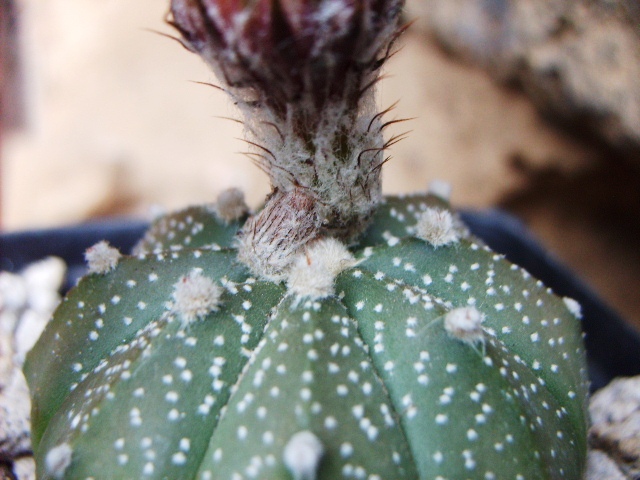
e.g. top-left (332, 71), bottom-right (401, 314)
top-left (143, 462), bottom-right (154, 475)
top-left (287, 237), bottom-right (356, 301)
top-left (415, 207), bottom-right (460, 247)
top-left (563, 297), bottom-right (582, 319)
top-left (165, 391), bottom-right (179, 403)
top-left (463, 449), bottom-right (476, 470)
top-left (85, 240), bottom-right (121, 274)
top-left (171, 452), bottom-right (187, 465)
top-left (435, 413), bottom-right (448, 425)
top-left (444, 307), bottom-right (485, 345)
top-left (384, 231), bottom-right (400, 246)
top-left (45, 442), bottom-right (73, 479)
top-left (168, 408), bottom-right (181, 421)
top-left (340, 442), bottom-right (354, 458)
top-left (171, 269), bottom-right (223, 326)
top-left (439, 392), bottom-right (452, 405)
top-left (283, 431), bottom-right (324, 480)
top-left (129, 407), bottom-right (142, 427)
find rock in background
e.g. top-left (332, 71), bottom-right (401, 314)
top-left (589, 376), bottom-right (640, 479)
top-left (407, 0), bottom-right (640, 153)
top-left (0, 257), bottom-right (65, 479)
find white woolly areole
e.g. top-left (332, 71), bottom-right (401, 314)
top-left (563, 297), bottom-right (583, 319)
top-left (283, 431), bottom-right (324, 480)
top-left (84, 241), bottom-right (122, 274)
top-left (444, 307), bottom-right (485, 345)
top-left (171, 269), bottom-right (223, 326)
top-left (216, 187), bottom-right (249, 222)
top-left (415, 207), bottom-right (460, 248)
top-left (45, 443), bottom-right (73, 479)
top-left (286, 238), bottom-right (356, 300)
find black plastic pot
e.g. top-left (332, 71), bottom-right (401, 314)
top-left (2, 210), bottom-right (639, 392)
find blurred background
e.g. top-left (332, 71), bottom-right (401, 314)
top-left (1, 0), bottom-right (639, 329)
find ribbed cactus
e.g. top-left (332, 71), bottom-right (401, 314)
top-left (24, 0), bottom-right (589, 478)
top-left (24, 194), bottom-right (589, 479)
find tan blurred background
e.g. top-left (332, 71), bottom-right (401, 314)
top-left (1, 0), bottom-right (639, 329)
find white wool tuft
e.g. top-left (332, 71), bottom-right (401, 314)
top-left (415, 207), bottom-right (460, 248)
top-left (84, 241), bottom-right (122, 274)
top-left (283, 431), bottom-right (324, 480)
top-left (444, 307), bottom-right (485, 345)
top-left (286, 238), bottom-right (356, 300)
top-left (45, 443), bottom-right (73, 479)
top-left (171, 269), bottom-right (223, 326)
top-left (563, 297), bottom-right (583, 319)
top-left (216, 187), bottom-right (249, 222)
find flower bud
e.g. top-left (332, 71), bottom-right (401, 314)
top-left (170, 0), bottom-right (404, 112)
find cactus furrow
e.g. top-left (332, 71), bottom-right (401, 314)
top-left (357, 237), bottom-right (589, 441)
top-left (25, 249), bottom-right (248, 448)
top-left (33, 279), bottom-right (282, 479)
top-left (197, 296), bottom-right (417, 479)
top-left (337, 268), bottom-right (583, 478)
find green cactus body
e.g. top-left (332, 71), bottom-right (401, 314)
top-left (24, 193), bottom-right (589, 479)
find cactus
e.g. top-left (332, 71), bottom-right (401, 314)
top-left (24, 0), bottom-right (589, 478)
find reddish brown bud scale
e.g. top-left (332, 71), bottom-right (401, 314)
top-left (237, 188), bottom-right (321, 280)
top-left (170, 0), bottom-right (403, 113)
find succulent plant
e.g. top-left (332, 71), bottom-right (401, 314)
top-left (24, 0), bottom-right (589, 478)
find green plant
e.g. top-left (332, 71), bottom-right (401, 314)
top-left (24, 0), bottom-right (589, 478)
